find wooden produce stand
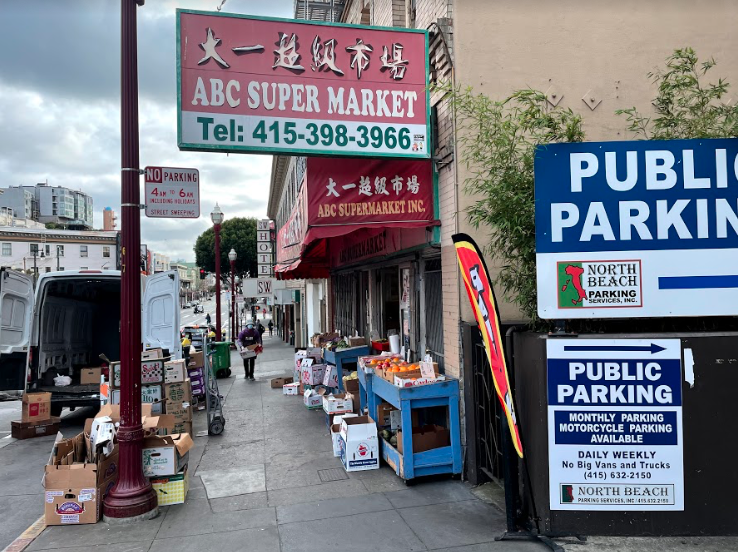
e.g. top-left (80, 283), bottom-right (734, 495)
top-left (359, 369), bottom-right (462, 481)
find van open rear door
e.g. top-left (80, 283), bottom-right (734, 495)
top-left (142, 270), bottom-right (182, 359)
top-left (0, 269), bottom-right (34, 391)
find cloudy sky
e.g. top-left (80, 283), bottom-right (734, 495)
top-left (0, 0), bottom-right (292, 261)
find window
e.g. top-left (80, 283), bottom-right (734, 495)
top-left (103, 246), bottom-right (111, 258)
top-left (45, 245), bottom-right (50, 256)
top-left (30, 244), bottom-right (39, 255)
top-left (80, 267), bottom-right (88, 270)
top-left (80, 245), bottom-right (88, 257)
top-left (1, 243), bottom-right (11, 256)
top-left (45, 267), bottom-right (51, 273)
top-left (57, 245), bottom-right (64, 257)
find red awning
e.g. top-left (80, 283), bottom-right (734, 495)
top-left (304, 219), bottom-right (439, 244)
top-left (274, 239), bottom-right (330, 280)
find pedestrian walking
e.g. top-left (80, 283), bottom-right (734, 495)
top-left (257, 321), bottom-right (266, 338)
top-left (237, 322), bottom-right (262, 380)
top-left (205, 312), bottom-right (211, 325)
top-left (268, 320), bottom-right (274, 336)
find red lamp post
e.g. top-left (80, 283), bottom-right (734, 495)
top-left (103, 0), bottom-right (158, 522)
top-left (211, 204), bottom-right (224, 342)
top-left (229, 249), bottom-right (237, 342)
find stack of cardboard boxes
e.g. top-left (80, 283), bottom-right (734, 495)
top-left (11, 392), bottom-right (59, 439)
top-left (187, 351), bottom-right (206, 401)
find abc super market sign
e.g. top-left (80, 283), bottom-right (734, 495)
top-left (535, 137), bottom-right (738, 319)
top-left (177, 10), bottom-right (429, 158)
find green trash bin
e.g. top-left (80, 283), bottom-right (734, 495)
top-left (211, 341), bottom-right (232, 378)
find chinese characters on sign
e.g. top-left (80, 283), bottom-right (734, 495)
top-left (178, 10), bottom-right (429, 157)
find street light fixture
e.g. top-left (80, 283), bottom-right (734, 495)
top-left (211, 203), bottom-right (224, 341)
top-left (228, 248), bottom-right (236, 342)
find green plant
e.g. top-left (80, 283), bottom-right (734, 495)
top-left (617, 47), bottom-right (738, 140)
top-left (194, 217), bottom-right (258, 277)
top-left (434, 84), bottom-right (585, 320)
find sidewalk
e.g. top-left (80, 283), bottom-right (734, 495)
top-left (22, 333), bottom-right (542, 552)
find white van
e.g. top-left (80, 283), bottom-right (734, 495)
top-left (0, 268), bottom-right (181, 415)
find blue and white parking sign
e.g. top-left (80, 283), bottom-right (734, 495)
top-left (535, 137), bottom-right (738, 318)
top-left (547, 338), bottom-right (684, 511)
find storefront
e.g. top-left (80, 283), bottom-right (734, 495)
top-left (273, 156), bottom-right (441, 364)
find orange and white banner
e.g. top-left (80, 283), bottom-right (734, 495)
top-left (453, 234), bottom-right (523, 458)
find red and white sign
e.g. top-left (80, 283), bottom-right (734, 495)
top-left (177, 10), bottom-right (429, 158)
top-left (144, 166), bottom-right (200, 219)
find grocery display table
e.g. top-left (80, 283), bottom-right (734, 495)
top-left (323, 346), bottom-right (370, 391)
top-left (361, 371), bottom-right (462, 481)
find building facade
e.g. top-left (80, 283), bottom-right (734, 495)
top-left (103, 207), bottom-right (117, 231)
top-left (0, 228), bottom-right (118, 275)
top-left (0, 183), bottom-right (94, 229)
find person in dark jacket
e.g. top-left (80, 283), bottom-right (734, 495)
top-left (237, 322), bottom-right (262, 380)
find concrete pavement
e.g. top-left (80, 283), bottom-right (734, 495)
top-left (3, 332), bottom-right (737, 551)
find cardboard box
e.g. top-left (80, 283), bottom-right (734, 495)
top-left (303, 389), bottom-right (323, 409)
top-left (142, 348), bottom-right (163, 360)
top-left (165, 401), bottom-right (193, 423)
top-left (394, 374), bottom-right (446, 388)
top-left (323, 392), bottom-right (353, 414)
top-left (44, 463), bottom-right (100, 525)
top-left (141, 360), bottom-right (164, 384)
top-left (191, 379), bottom-right (205, 397)
top-left (322, 365), bottom-right (339, 388)
top-left (330, 413), bottom-right (358, 456)
top-left (172, 420), bottom-right (193, 437)
top-left (376, 403), bottom-right (399, 429)
top-left (11, 417), bottom-right (61, 440)
top-left (326, 411), bottom-right (358, 428)
top-left (142, 433), bottom-right (194, 477)
top-left (343, 378), bottom-right (360, 395)
top-left (283, 382), bottom-right (299, 395)
top-left (396, 424), bottom-right (451, 454)
top-left (22, 392), bottom-right (51, 423)
top-left (164, 359), bottom-right (187, 383)
top-left (80, 368), bottom-right (103, 385)
top-left (142, 384), bottom-right (163, 415)
top-left (151, 465), bottom-right (190, 505)
top-left (348, 336), bottom-right (366, 347)
top-left (338, 415), bottom-right (379, 472)
top-left (110, 362), bottom-right (121, 387)
top-left (187, 367), bottom-right (204, 380)
top-left (164, 379), bottom-right (192, 404)
top-left (270, 376), bottom-right (293, 389)
top-left (189, 351), bottom-right (204, 369)
top-left (301, 361), bottom-right (326, 386)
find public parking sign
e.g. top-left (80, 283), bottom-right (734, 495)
top-left (535, 137), bottom-right (738, 319)
top-left (177, 10), bottom-right (429, 159)
top-left (144, 166), bottom-right (200, 218)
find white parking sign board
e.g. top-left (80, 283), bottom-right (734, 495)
top-left (145, 166), bottom-right (200, 218)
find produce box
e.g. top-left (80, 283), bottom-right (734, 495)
top-left (189, 351), bottom-right (204, 369)
top-left (270, 377), bottom-right (293, 388)
top-left (172, 420), bottom-right (193, 437)
top-left (142, 433), bottom-right (193, 477)
top-left (300, 359), bottom-right (326, 386)
top-left (348, 336), bottom-right (366, 347)
top-left (338, 415), bottom-right (379, 472)
top-left (22, 392), bottom-right (51, 423)
top-left (164, 379), bottom-right (192, 404)
top-left (343, 376), bottom-right (360, 395)
top-left (397, 424), bottom-right (451, 454)
top-left (371, 340), bottom-right (390, 352)
top-left (283, 383), bottom-right (299, 395)
top-left (11, 417), bottom-right (61, 440)
top-left (151, 465), bottom-right (190, 506)
top-left (80, 368), bottom-right (103, 385)
top-left (165, 401), bottom-right (193, 423)
top-left (165, 359), bottom-right (187, 383)
top-left (323, 392), bottom-right (353, 415)
top-left (141, 360), bottom-right (164, 384)
top-left (141, 385), bottom-right (163, 414)
top-left (376, 402), bottom-right (399, 429)
top-left (303, 388), bottom-right (324, 409)
top-left (322, 365), bottom-right (339, 388)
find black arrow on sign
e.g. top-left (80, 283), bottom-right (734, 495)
top-left (563, 343), bottom-right (666, 354)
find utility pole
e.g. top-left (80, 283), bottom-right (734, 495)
top-left (103, 0), bottom-right (158, 523)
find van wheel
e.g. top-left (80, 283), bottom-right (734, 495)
top-left (50, 405), bottom-right (63, 417)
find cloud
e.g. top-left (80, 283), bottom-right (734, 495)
top-left (0, 0), bottom-right (292, 261)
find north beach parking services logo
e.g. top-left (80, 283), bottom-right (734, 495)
top-left (557, 260), bottom-right (642, 308)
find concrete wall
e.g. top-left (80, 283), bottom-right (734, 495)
top-left (453, 0), bottom-right (738, 323)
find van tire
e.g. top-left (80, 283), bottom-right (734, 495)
top-left (50, 405), bottom-right (63, 417)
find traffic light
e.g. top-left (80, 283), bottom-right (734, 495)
top-left (200, 269), bottom-right (206, 280)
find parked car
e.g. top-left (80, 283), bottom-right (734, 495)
top-left (184, 302), bottom-right (192, 309)
top-left (0, 268), bottom-right (182, 414)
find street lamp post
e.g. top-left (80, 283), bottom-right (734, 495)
top-left (103, 0), bottom-right (158, 523)
top-left (211, 204), bottom-right (224, 342)
top-left (229, 249), bottom-right (236, 343)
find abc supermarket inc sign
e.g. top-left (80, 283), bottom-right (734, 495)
top-left (535, 137), bottom-right (738, 319)
top-left (177, 10), bottom-right (429, 158)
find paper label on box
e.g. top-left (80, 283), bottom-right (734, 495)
top-left (45, 491), bottom-right (63, 503)
top-left (78, 493), bottom-right (93, 502)
top-left (60, 515), bottom-right (80, 524)
top-left (419, 361), bottom-right (436, 379)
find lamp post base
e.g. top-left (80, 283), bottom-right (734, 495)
top-left (103, 487), bottom-right (159, 523)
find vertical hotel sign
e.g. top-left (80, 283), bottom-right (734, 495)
top-left (257, 219), bottom-right (274, 296)
top-left (177, 10), bottom-right (429, 158)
